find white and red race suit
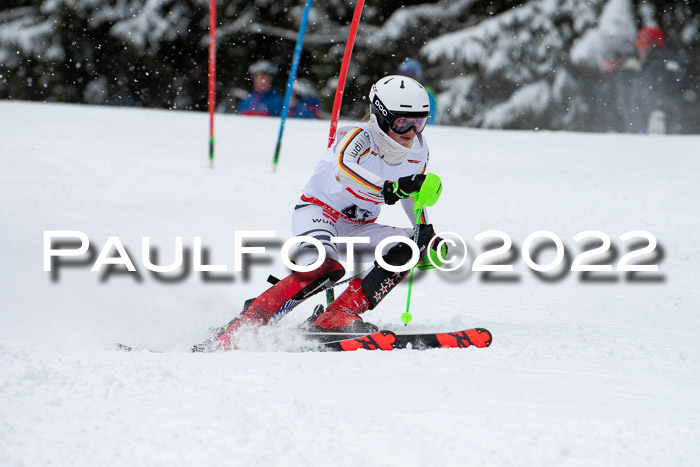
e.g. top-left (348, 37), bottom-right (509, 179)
top-left (213, 123), bottom-right (433, 345)
top-left (292, 122), bottom-right (430, 266)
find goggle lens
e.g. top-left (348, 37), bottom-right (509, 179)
top-left (390, 116), bottom-right (428, 135)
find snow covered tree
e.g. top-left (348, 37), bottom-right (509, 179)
top-left (1, 0), bottom-right (697, 132)
top-left (0, 0), bottom-right (211, 108)
top-left (417, 0), bottom-right (699, 132)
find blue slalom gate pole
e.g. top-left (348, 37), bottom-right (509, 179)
top-left (272, 0), bottom-right (313, 171)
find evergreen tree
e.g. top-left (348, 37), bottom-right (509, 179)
top-left (0, 0), bottom-right (697, 132)
top-left (418, 0), bottom-right (699, 132)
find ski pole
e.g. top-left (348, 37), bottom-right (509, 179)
top-left (401, 174), bottom-right (443, 326)
top-left (401, 208), bottom-right (423, 326)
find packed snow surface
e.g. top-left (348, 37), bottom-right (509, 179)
top-left (1, 102), bottom-right (699, 466)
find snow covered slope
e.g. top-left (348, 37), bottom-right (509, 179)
top-left (1, 101), bottom-right (699, 466)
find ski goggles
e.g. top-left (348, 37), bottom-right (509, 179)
top-left (390, 116), bottom-right (428, 135)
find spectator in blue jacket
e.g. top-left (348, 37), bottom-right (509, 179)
top-left (397, 59), bottom-right (439, 124)
top-left (238, 60), bottom-right (284, 117)
top-left (290, 78), bottom-right (323, 119)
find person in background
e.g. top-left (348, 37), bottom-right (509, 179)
top-left (290, 78), bottom-right (323, 119)
top-left (627, 26), bottom-right (684, 134)
top-left (237, 60), bottom-right (284, 117)
top-left (595, 46), bottom-right (637, 133)
top-left (397, 59), bottom-right (439, 125)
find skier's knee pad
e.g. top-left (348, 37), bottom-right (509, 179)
top-left (415, 223), bottom-right (436, 250)
top-left (244, 258), bottom-right (344, 325)
top-left (377, 224), bottom-right (435, 267)
top-left (361, 224), bottom-right (435, 309)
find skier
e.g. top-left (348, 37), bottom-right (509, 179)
top-left (628, 26), bottom-right (684, 133)
top-left (215, 75), bottom-right (440, 349)
top-left (290, 78), bottom-right (323, 119)
top-left (237, 60), bottom-right (284, 117)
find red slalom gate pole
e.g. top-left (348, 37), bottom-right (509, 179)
top-left (327, 0), bottom-right (366, 149)
top-left (324, 0), bottom-right (365, 306)
top-left (208, 0), bottom-right (217, 168)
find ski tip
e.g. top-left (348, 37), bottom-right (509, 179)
top-left (472, 328), bottom-right (493, 347)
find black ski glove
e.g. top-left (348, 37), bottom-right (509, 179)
top-left (382, 174), bottom-right (426, 205)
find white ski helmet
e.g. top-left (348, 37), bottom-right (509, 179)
top-left (369, 75), bottom-right (430, 135)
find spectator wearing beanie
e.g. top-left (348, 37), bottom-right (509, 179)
top-left (238, 60), bottom-right (284, 117)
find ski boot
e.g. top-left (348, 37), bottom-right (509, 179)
top-left (307, 278), bottom-right (378, 333)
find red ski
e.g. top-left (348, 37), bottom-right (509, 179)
top-left (320, 328), bottom-right (492, 351)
